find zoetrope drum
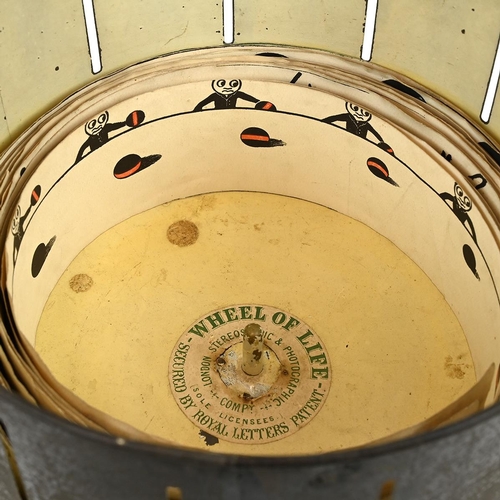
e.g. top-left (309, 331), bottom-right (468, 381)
top-left (0, 3), bottom-right (500, 499)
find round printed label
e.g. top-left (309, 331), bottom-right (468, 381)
top-left (169, 305), bottom-right (331, 444)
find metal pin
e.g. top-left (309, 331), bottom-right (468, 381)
top-left (242, 323), bottom-right (264, 376)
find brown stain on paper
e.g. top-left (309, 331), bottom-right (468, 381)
top-left (69, 274), bottom-right (93, 292)
top-left (167, 220), bottom-right (199, 247)
top-left (444, 354), bottom-right (471, 379)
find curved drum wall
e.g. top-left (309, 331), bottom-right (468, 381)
top-left (0, 1), bottom-right (499, 149)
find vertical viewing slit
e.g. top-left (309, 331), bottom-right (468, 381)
top-left (82, 0), bottom-right (102, 74)
top-left (481, 35), bottom-right (500, 124)
top-left (361, 0), bottom-right (378, 62)
top-left (223, 0), bottom-right (235, 44)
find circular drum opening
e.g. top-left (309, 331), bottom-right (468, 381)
top-left (2, 47), bottom-right (500, 456)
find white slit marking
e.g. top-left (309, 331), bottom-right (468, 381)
top-left (223, 0), bottom-right (235, 44)
top-left (82, 0), bottom-right (102, 74)
top-left (481, 36), bottom-right (500, 124)
top-left (361, 0), bottom-right (378, 62)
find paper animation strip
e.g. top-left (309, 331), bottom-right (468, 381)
top-left (0, 46), bottom-right (499, 451)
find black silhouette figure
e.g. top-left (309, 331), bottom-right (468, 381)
top-left (468, 173), bottom-right (488, 190)
top-left (113, 153), bottom-right (162, 179)
top-left (441, 150), bottom-right (452, 162)
top-left (32, 236), bottom-right (57, 278)
top-left (323, 102), bottom-right (385, 143)
top-left (240, 127), bottom-right (285, 148)
top-left (440, 182), bottom-right (477, 243)
top-left (12, 204), bottom-right (31, 266)
top-left (366, 157), bottom-right (398, 187)
top-left (75, 111), bottom-right (127, 163)
top-left (11, 185), bottom-right (41, 266)
top-left (479, 142), bottom-right (500, 168)
top-left (194, 79), bottom-right (260, 110)
top-left (463, 244), bottom-right (480, 280)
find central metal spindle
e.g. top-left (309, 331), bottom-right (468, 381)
top-left (242, 323), bottom-right (264, 376)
